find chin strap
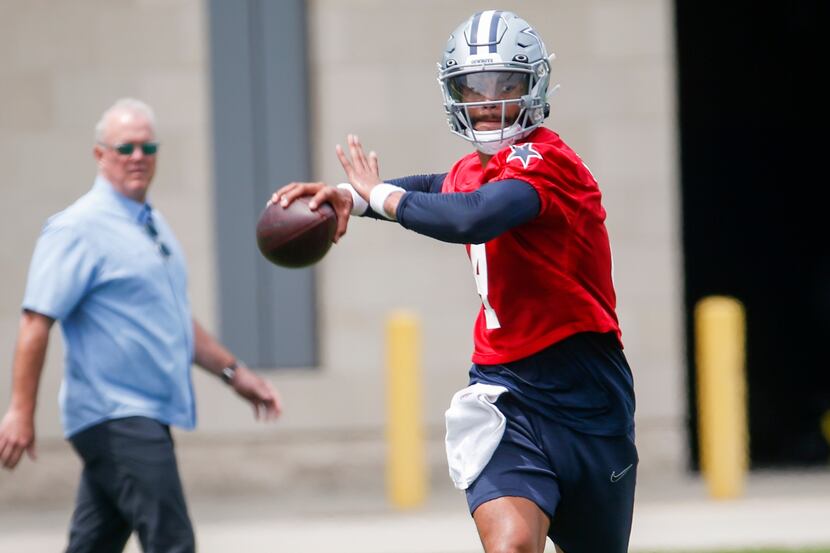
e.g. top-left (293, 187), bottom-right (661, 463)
top-left (474, 139), bottom-right (514, 155)
top-left (467, 122), bottom-right (525, 155)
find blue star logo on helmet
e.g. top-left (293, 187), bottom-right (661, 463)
top-left (506, 143), bottom-right (542, 168)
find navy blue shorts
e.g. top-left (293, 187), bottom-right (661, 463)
top-left (465, 393), bottom-right (638, 552)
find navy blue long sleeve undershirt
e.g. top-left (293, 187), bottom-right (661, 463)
top-left (367, 173), bottom-right (540, 244)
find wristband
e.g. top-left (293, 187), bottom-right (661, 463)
top-left (336, 182), bottom-right (368, 216)
top-left (369, 183), bottom-right (405, 220)
top-left (221, 361), bottom-right (238, 385)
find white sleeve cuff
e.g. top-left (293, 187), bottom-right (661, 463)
top-left (369, 183), bottom-right (405, 220)
top-left (336, 182), bottom-right (368, 216)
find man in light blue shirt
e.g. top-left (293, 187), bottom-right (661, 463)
top-left (0, 98), bottom-right (281, 553)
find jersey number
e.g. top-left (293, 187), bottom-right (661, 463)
top-left (470, 244), bottom-right (501, 329)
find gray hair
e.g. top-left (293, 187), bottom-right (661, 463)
top-left (94, 98), bottom-right (157, 142)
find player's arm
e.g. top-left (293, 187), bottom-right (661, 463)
top-left (333, 134), bottom-right (539, 237)
top-left (389, 173), bottom-right (447, 193)
top-left (357, 173), bottom-right (447, 221)
top-left (0, 310), bottom-right (54, 470)
top-left (394, 179), bottom-right (540, 243)
top-left (192, 319), bottom-right (281, 420)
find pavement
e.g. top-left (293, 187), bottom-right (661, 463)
top-left (2, 470), bottom-right (830, 552)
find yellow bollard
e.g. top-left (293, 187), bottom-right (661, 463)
top-left (386, 310), bottom-right (426, 508)
top-left (695, 295), bottom-right (748, 500)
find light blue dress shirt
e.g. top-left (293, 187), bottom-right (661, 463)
top-left (23, 176), bottom-right (196, 437)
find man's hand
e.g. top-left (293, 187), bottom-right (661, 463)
top-left (336, 134), bottom-right (381, 201)
top-left (269, 182), bottom-right (353, 242)
top-left (0, 409), bottom-right (37, 470)
top-left (0, 310), bottom-right (52, 470)
top-left (229, 365), bottom-right (282, 421)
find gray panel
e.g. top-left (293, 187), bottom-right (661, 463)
top-left (208, 0), bottom-right (260, 361)
top-left (208, 0), bottom-right (316, 368)
top-left (256, 0), bottom-right (316, 366)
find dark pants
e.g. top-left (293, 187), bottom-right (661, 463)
top-left (66, 417), bottom-right (195, 553)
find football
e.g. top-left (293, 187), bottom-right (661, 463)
top-left (255, 196), bottom-right (337, 268)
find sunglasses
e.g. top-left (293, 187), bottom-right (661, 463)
top-left (99, 142), bottom-right (159, 156)
top-left (144, 215), bottom-right (171, 258)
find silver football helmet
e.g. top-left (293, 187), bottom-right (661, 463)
top-left (438, 11), bottom-right (553, 154)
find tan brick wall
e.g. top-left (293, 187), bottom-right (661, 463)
top-left (0, 0), bottom-right (685, 503)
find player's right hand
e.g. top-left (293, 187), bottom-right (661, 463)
top-left (269, 182), bottom-right (353, 242)
top-left (0, 409), bottom-right (37, 470)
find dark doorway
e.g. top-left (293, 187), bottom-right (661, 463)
top-left (676, 1), bottom-right (828, 468)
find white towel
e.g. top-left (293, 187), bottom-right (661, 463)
top-left (444, 383), bottom-right (509, 490)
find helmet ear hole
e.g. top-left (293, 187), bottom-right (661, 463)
top-left (544, 103), bottom-right (550, 118)
top-left (446, 59), bottom-right (458, 68)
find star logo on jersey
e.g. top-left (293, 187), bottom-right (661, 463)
top-left (506, 143), bottom-right (543, 168)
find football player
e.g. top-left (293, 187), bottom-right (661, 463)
top-left (273, 10), bottom-right (637, 553)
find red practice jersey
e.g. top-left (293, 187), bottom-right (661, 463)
top-left (443, 127), bottom-right (621, 364)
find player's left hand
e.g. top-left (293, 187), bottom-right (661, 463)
top-left (229, 365), bottom-right (282, 421)
top-left (336, 134), bottom-right (381, 200)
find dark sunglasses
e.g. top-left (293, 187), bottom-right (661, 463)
top-left (144, 215), bottom-right (171, 258)
top-left (99, 142), bottom-right (159, 156)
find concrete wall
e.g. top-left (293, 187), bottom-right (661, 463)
top-left (0, 0), bottom-right (685, 504)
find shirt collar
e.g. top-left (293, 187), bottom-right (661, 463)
top-left (91, 175), bottom-right (153, 224)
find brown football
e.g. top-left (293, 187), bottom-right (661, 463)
top-left (255, 196), bottom-right (337, 268)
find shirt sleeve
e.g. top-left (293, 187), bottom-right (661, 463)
top-left (22, 220), bottom-right (99, 320)
top-left (497, 144), bottom-right (586, 218)
top-left (388, 173), bottom-right (446, 193)
top-left (395, 178), bottom-right (540, 244)
top-left (359, 173), bottom-right (448, 220)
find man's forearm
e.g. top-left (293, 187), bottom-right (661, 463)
top-left (9, 311), bottom-right (53, 416)
top-left (192, 319), bottom-right (236, 377)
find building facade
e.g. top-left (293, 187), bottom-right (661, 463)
top-left (0, 0), bottom-right (684, 503)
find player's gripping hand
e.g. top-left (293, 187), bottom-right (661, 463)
top-left (269, 181), bottom-right (353, 243)
top-left (0, 409), bottom-right (37, 470)
top-left (336, 134), bottom-right (381, 201)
